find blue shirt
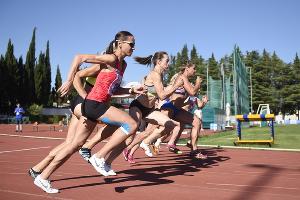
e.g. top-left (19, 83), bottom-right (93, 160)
top-left (15, 107), bottom-right (24, 119)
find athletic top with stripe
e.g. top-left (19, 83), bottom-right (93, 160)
top-left (86, 55), bottom-right (126, 102)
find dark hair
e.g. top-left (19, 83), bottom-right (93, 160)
top-left (106, 31), bottom-right (134, 54)
top-left (134, 51), bottom-right (168, 67)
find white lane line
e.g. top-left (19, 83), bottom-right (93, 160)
top-left (0, 189), bottom-right (73, 200)
top-left (0, 146), bottom-right (51, 154)
top-left (0, 133), bottom-right (65, 140)
top-left (206, 182), bottom-right (299, 190)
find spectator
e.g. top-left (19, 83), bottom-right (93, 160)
top-left (14, 103), bottom-right (25, 132)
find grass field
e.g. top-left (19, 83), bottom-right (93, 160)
top-left (179, 124), bottom-right (300, 150)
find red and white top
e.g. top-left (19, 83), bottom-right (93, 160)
top-left (87, 56), bottom-right (126, 102)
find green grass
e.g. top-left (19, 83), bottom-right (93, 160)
top-left (179, 124), bottom-right (300, 150)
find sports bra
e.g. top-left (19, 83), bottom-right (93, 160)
top-left (174, 87), bottom-right (186, 95)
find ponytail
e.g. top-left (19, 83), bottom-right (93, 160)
top-left (134, 51), bottom-right (168, 67)
top-left (134, 55), bottom-right (153, 66)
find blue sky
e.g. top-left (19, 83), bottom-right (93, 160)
top-left (0, 0), bottom-right (299, 86)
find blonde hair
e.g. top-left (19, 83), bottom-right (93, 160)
top-left (169, 73), bottom-right (179, 85)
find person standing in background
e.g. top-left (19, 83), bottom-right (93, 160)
top-left (14, 103), bottom-right (25, 132)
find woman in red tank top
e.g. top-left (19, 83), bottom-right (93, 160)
top-left (33, 31), bottom-right (144, 193)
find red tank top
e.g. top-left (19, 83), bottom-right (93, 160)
top-left (87, 56), bottom-right (126, 102)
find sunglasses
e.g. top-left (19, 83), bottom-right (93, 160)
top-left (122, 40), bottom-right (135, 48)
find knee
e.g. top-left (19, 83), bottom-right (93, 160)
top-left (128, 120), bottom-right (138, 134)
top-left (192, 117), bottom-right (201, 128)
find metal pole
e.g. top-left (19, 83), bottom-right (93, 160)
top-left (233, 48), bottom-right (237, 115)
top-left (249, 67), bottom-right (253, 113)
top-left (206, 63), bottom-right (209, 95)
top-left (221, 63), bottom-right (225, 110)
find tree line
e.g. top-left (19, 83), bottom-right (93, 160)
top-left (166, 45), bottom-right (300, 116)
top-left (1, 29), bottom-right (299, 117)
top-left (0, 28), bottom-right (62, 114)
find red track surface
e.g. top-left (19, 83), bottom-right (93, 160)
top-left (0, 124), bottom-right (300, 200)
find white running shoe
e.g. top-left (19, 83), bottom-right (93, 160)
top-left (104, 163), bottom-right (117, 176)
top-left (34, 175), bottom-right (59, 193)
top-left (89, 155), bottom-right (109, 176)
top-left (140, 141), bottom-right (153, 157)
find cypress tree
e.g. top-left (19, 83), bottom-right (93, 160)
top-left (0, 55), bottom-right (9, 113)
top-left (44, 41), bottom-right (52, 106)
top-left (24, 28), bottom-right (36, 106)
top-left (55, 65), bottom-right (62, 107)
top-left (55, 65), bottom-right (62, 91)
top-left (34, 52), bottom-right (45, 104)
top-left (4, 39), bottom-right (18, 111)
top-left (16, 56), bottom-right (25, 105)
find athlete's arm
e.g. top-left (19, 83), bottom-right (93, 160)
top-left (58, 54), bottom-right (116, 97)
top-left (73, 64), bottom-right (101, 98)
top-left (182, 76), bottom-right (201, 96)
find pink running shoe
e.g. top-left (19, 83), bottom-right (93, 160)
top-left (123, 149), bottom-right (129, 161)
top-left (127, 154), bottom-right (136, 164)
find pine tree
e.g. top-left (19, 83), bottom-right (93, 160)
top-left (270, 52), bottom-right (285, 114)
top-left (180, 44), bottom-right (189, 64)
top-left (190, 45), bottom-right (206, 92)
top-left (24, 28), bottom-right (36, 106)
top-left (207, 53), bottom-right (219, 80)
top-left (252, 49), bottom-right (273, 112)
top-left (244, 50), bottom-right (260, 112)
top-left (166, 55), bottom-right (177, 83)
top-left (285, 54), bottom-right (300, 118)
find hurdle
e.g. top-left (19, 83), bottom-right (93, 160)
top-left (234, 114), bottom-right (275, 147)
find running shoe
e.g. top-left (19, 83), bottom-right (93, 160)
top-left (104, 163), bottom-right (117, 176)
top-left (167, 144), bottom-right (183, 154)
top-left (28, 168), bottom-right (41, 180)
top-left (89, 155), bottom-right (109, 176)
top-left (140, 141), bottom-right (153, 157)
top-left (127, 154), bottom-right (136, 164)
top-left (34, 175), bottom-right (59, 193)
top-left (79, 148), bottom-right (91, 162)
top-left (122, 149), bottom-right (129, 161)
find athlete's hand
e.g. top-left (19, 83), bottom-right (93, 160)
top-left (196, 76), bottom-right (202, 84)
top-left (133, 85), bottom-right (147, 94)
top-left (174, 76), bottom-right (184, 88)
top-left (57, 81), bottom-right (72, 97)
top-left (202, 95), bottom-right (208, 103)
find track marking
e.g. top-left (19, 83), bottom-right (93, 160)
top-left (206, 182), bottom-right (299, 190)
top-left (0, 133), bottom-right (65, 140)
top-left (0, 146), bottom-right (51, 154)
top-left (0, 189), bottom-right (73, 200)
